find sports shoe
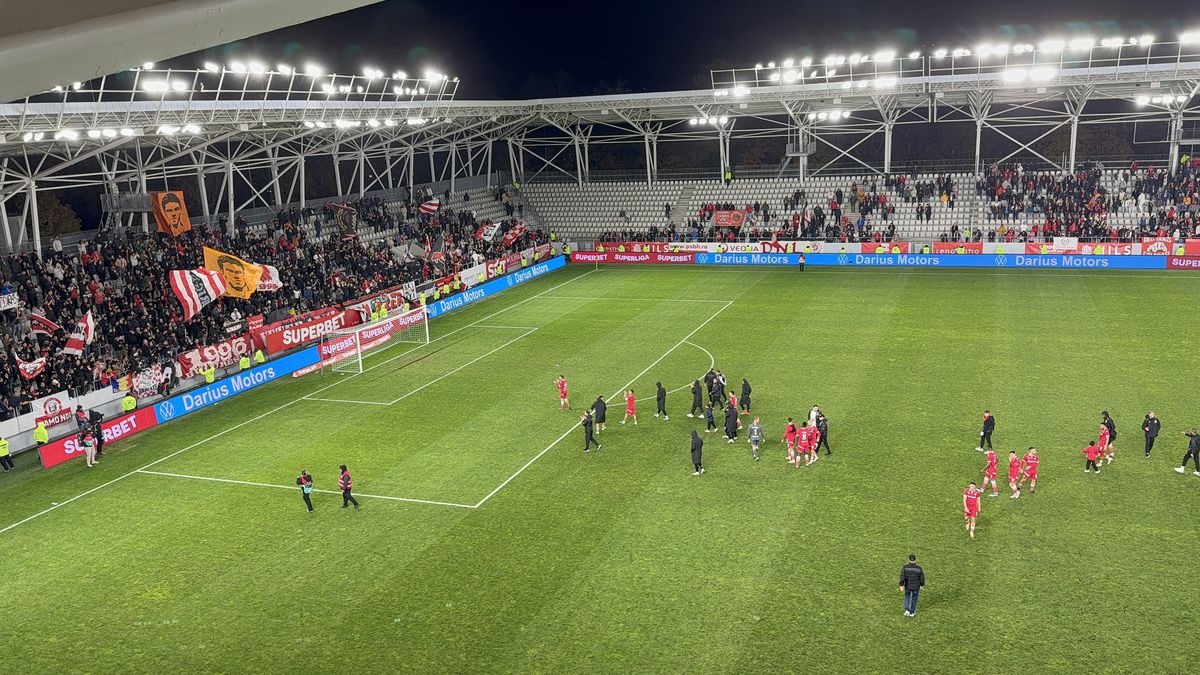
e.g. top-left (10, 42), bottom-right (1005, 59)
top-left (687, 414), bottom-right (694, 418)
top-left (1193, 471), bottom-right (1200, 477)
top-left (596, 445), bottom-right (602, 450)
top-left (619, 421), bottom-right (625, 425)
top-left (692, 471), bottom-right (700, 476)
top-left (663, 416), bottom-right (669, 421)
top-left (700, 468), bottom-right (705, 474)
top-left (904, 611), bottom-right (912, 617)
top-left (1084, 469), bottom-right (1090, 473)
top-left (1175, 467), bottom-right (1185, 474)
top-left (990, 493), bottom-right (998, 497)
top-left (654, 413), bottom-right (659, 418)
top-left (1095, 470), bottom-right (1099, 475)
top-left (975, 447), bottom-right (983, 452)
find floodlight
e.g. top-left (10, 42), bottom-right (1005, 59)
top-left (1134, 95), bottom-right (1149, 105)
top-left (393, 85), bottom-right (402, 94)
top-left (141, 80), bottom-right (168, 93)
top-left (367, 118), bottom-right (381, 127)
top-left (72, 82), bottom-right (82, 90)
top-left (248, 61), bottom-right (266, 75)
top-left (768, 72), bottom-right (781, 82)
top-left (800, 57), bottom-right (813, 67)
top-left (393, 71), bottom-right (407, 79)
top-left (142, 62), bottom-right (154, 69)
top-left (975, 44), bottom-right (993, 58)
top-left (807, 112), bottom-right (817, 120)
top-left (841, 81), bottom-right (852, 89)
top-left (1138, 35), bottom-right (1154, 45)
top-left (356, 86), bottom-right (364, 93)
top-left (406, 118), bottom-right (426, 125)
top-left (1002, 69), bottom-right (1027, 82)
top-left (1177, 95), bottom-right (1189, 103)
top-left (404, 87), bottom-right (412, 94)
top-left (713, 89), bottom-right (729, 96)
top-left (994, 43), bottom-right (1009, 55)
top-left (321, 83), bottom-right (335, 94)
top-left (812, 70), bottom-right (819, 78)
top-left (856, 79), bottom-right (870, 88)
top-left (1151, 96), bottom-right (1163, 104)
top-left (733, 86), bottom-right (749, 97)
top-left (384, 119), bottom-right (396, 127)
top-left (818, 112), bottom-right (828, 120)
top-left (303, 121), bottom-right (316, 128)
top-left (101, 128), bottom-right (117, 138)
top-left (827, 69), bottom-right (836, 77)
top-left (1101, 37), bottom-right (1123, 48)
top-left (875, 76), bottom-right (897, 87)
top-left (1030, 67), bottom-right (1056, 81)
top-left (170, 80), bottom-right (188, 92)
top-left (418, 87), bottom-right (427, 94)
top-left (908, 51), bottom-right (921, 59)
top-left (718, 116), bottom-right (729, 124)
top-left (87, 129), bottom-right (102, 139)
top-left (314, 120), bottom-right (327, 128)
top-left (204, 62), bottom-right (220, 72)
top-left (1039, 39), bottom-right (1065, 52)
top-left (304, 63), bottom-right (324, 76)
top-left (874, 50), bottom-right (896, 62)
top-left (823, 56), bottom-right (836, 66)
top-left (783, 58), bottom-right (794, 67)
top-left (933, 48), bottom-right (947, 59)
top-left (1068, 38), bottom-right (1094, 51)
top-left (338, 85), bottom-right (351, 93)
top-left (1181, 32), bottom-right (1200, 44)
top-left (22, 132), bottom-right (34, 142)
top-left (364, 67), bottom-right (378, 79)
top-left (952, 48), bottom-right (970, 58)
top-left (230, 61), bottom-right (247, 73)
top-left (754, 63), bottom-right (763, 70)
top-left (842, 110), bottom-right (851, 118)
top-left (709, 118), bottom-right (719, 125)
top-left (51, 85), bottom-right (63, 92)
top-left (783, 70), bottom-right (798, 83)
top-left (119, 128), bottom-right (135, 137)
top-left (767, 61), bottom-right (776, 68)
top-left (849, 53), bottom-right (862, 65)
top-left (157, 125), bottom-right (180, 135)
top-left (278, 64), bottom-right (293, 75)
top-left (688, 118), bottom-right (698, 125)
top-left (53, 129), bottom-right (79, 141)
top-left (182, 124), bottom-right (202, 134)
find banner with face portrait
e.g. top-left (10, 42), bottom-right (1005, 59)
top-left (151, 191), bottom-right (193, 237)
top-left (203, 247), bottom-right (264, 300)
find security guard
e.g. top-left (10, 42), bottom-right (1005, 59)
top-left (0, 436), bottom-right (12, 471)
top-left (550, 230), bottom-right (557, 242)
top-left (253, 348), bottom-right (265, 365)
top-left (996, 245), bottom-right (1005, 254)
top-left (433, 287), bottom-right (441, 302)
top-left (419, 290), bottom-right (427, 306)
top-left (890, 245), bottom-right (901, 253)
top-left (452, 277), bottom-right (461, 292)
top-left (239, 354), bottom-right (251, 370)
top-left (379, 302), bottom-right (388, 319)
top-left (33, 421), bottom-right (49, 446)
top-left (521, 256), bottom-right (528, 268)
top-left (875, 244), bottom-right (886, 253)
top-left (121, 393), bottom-right (137, 413)
top-left (562, 243), bottom-right (571, 256)
top-left (202, 364), bottom-right (217, 384)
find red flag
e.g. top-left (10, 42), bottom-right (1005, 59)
top-left (60, 311), bottom-right (94, 356)
top-left (16, 356), bottom-right (47, 380)
top-left (31, 312), bottom-right (60, 336)
top-left (419, 199), bottom-right (440, 216)
top-left (170, 269), bottom-right (227, 321)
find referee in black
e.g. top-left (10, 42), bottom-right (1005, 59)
top-left (582, 411), bottom-right (601, 452)
top-left (1143, 411), bottom-right (1160, 458)
top-left (655, 382), bottom-right (669, 421)
top-left (689, 380), bottom-right (703, 418)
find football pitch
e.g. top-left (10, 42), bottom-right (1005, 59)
top-left (1, 263), bottom-right (1199, 673)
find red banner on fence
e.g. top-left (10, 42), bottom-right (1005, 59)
top-left (177, 334), bottom-right (254, 378)
top-left (571, 251), bottom-right (696, 264)
top-left (1023, 242), bottom-right (1138, 255)
top-left (255, 309), bottom-right (357, 354)
top-left (859, 242), bottom-right (912, 254)
top-left (932, 241), bottom-right (983, 253)
top-left (1167, 256), bottom-right (1200, 270)
top-left (39, 407), bottom-right (159, 469)
top-left (712, 211), bottom-right (746, 227)
top-left (293, 307), bottom-right (428, 377)
top-left (1140, 237), bottom-right (1175, 255)
top-left (1185, 239), bottom-right (1200, 256)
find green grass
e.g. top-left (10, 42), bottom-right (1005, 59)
top-left (2, 263), bottom-right (1199, 673)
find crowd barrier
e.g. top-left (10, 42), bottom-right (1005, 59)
top-left (571, 250), bottom-right (1200, 271)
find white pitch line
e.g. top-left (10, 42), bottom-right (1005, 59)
top-left (0, 266), bottom-right (598, 536)
top-left (470, 325), bottom-right (540, 330)
top-left (136, 470), bottom-right (476, 509)
top-left (538, 295), bottom-right (730, 303)
top-left (473, 299), bottom-right (738, 509)
top-left (631, 340), bottom-right (716, 402)
top-left (301, 397), bottom-right (391, 406)
top-left (387, 328), bottom-right (538, 405)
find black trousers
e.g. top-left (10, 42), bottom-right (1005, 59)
top-left (0, 455), bottom-right (13, 470)
top-left (1183, 449), bottom-right (1200, 471)
top-left (1145, 436), bottom-right (1156, 456)
top-left (1085, 459), bottom-right (1099, 471)
top-left (818, 432), bottom-right (831, 454)
top-left (691, 398), bottom-right (703, 415)
top-left (342, 489), bottom-right (359, 507)
top-left (585, 431), bottom-right (600, 450)
top-left (657, 400), bottom-right (666, 415)
top-left (980, 431), bottom-right (993, 449)
top-left (302, 492), bottom-right (313, 511)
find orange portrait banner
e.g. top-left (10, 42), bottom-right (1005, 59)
top-left (203, 247), bottom-right (264, 299)
top-left (151, 191), bottom-right (192, 237)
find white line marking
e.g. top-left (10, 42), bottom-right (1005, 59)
top-left (538, 295), bottom-right (730, 303)
top-left (474, 299), bottom-right (738, 509)
top-left (136, 470), bottom-right (476, 509)
top-left (301, 397), bottom-right (391, 406)
top-left (632, 340), bottom-right (716, 401)
top-left (470, 325), bottom-right (540, 330)
top-left (387, 329), bottom-right (537, 405)
top-left (0, 266), bottom-right (598, 536)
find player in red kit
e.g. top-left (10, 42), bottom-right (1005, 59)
top-left (620, 390), bottom-right (637, 425)
top-left (1019, 447), bottom-right (1040, 494)
top-left (555, 375), bottom-right (570, 411)
top-left (782, 418), bottom-right (798, 465)
top-left (1008, 450), bottom-right (1022, 499)
top-left (981, 449), bottom-right (999, 496)
top-left (1097, 423), bottom-right (1110, 462)
top-left (963, 481), bottom-right (983, 539)
top-left (797, 422), bottom-right (813, 467)
top-left (727, 392), bottom-right (743, 430)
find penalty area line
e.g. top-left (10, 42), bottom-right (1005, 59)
top-left (135, 470), bottom-right (477, 509)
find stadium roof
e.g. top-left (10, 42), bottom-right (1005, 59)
top-left (0, 0), bottom-right (382, 104)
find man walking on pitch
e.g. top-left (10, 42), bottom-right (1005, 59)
top-left (1101, 411), bottom-right (1117, 463)
top-left (1143, 411), bottom-right (1161, 458)
top-left (689, 380), bottom-right (703, 418)
top-left (690, 430), bottom-right (705, 475)
top-left (297, 469), bottom-right (315, 512)
top-left (981, 448), bottom-right (999, 496)
top-left (748, 417), bottom-right (764, 461)
top-left (816, 412), bottom-right (831, 455)
top-left (724, 403), bottom-right (739, 443)
top-left (1019, 447), bottom-right (1040, 494)
top-left (555, 375), bottom-right (570, 411)
top-left (1175, 428), bottom-right (1200, 476)
top-left (963, 481), bottom-right (983, 539)
top-left (739, 378), bottom-right (752, 414)
top-left (655, 382), bottom-right (669, 421)
top-left (620, 390), bottom-right (638, 425)
top-left (899, 554), bottom-right (925, 617)
top-left (591, 396), bottom-right (607, 433)
top-left (582, 411), bottom-right (601, 452)
top-left (704, 403), bottom-right (717, 433)
top-left (338, 465), bottom-right (359, 508)
top-left (977, 410), bottom-right (995, 452)
top-left (1008, 450), bottom-right (1023, 498)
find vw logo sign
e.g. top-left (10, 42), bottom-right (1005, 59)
top-left (158, 401), bottom-right (176, 420)
top-left (837, 254), bottom-right (849, 265)
top-left (506, 275), bottom-right (514, 286)
top-left (995, 255), bottom-right (1007, 266)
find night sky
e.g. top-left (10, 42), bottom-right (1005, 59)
top-left (168, 0), bottom-right (1195, 99)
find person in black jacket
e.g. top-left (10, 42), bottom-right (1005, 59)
top-left (1175, 428), bottom-right (1200, 476)
top-left (689, 380), bottom-right (703, 418)
top-left (816, 412), bottom-right (831, 455)
top-left (582, 411), bottom-right (601, 452)
top-left (977, 410), bottom-right (995, 452)
top-left (704, 369), bottom-right (717, 404)
top-left (1143, 411), bottom-right (1160, 457)
top-left (690, 430), bottom-right (704, 475)
top-left (724, 403), bottom-right (739, 443)
top-left (1101, 411), bottom-right (1117, 463)
top-left (899, 554), bottom-right (926, 617)
top-left (704, 403), bottom-right (717, 432)
top-left (655, 382), bottom-right (669, 421)
top-left (591, 396), bottom-right (607, 433)
top-left (739, 378), bottom-right (752, 414)
top-left (296, 469), bottom-right (314, 512)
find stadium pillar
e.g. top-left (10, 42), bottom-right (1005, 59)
top-left (573, 137), bottom-right (584, 188)
top-left (1168, 108), bottom-right (1184, 172)
top-left (408, 146), bottom-right (416, 194)
top-left (225, 161), bottom-right (235, 235)
top-left (135, 143), bottom-right (149, 234)
top-left (357, 149), bottom-right (366, 197)
top-left (883, 123), bottom-right (894, 174)
top-left (299, 155), bottom-right (306, 208)
top-left (485, 140), bottom-right (493, 187)
top-left (384, 148), bottom-right (395, 190)
top-left (269, 147), bottom-right (283, 205)
top-left (27, 180), bottom-right (42, 259)
top-left (450, 142), bottom-right (457, 194)
top-left (1068, 117), bottom-right (1079, 174)
top-left (0, 194), bottom-right (13, 254)
top-left (333, 152), bottom-right (344, 197)
top-left (973, 120), bottom-right (983, 176)
top-left (643, 135), bottom-right (653, 185)
top-left (196, 168), bottom-right (210, 218)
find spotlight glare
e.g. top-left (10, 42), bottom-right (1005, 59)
top-left (1030, 66), bottom-right (1056, 81)
top-left (304, 63), bottom-right (324, 76)
top-left (248, 61), bottom-right (266, 75)
top-left (204, 62), bottom-right (220, 73)
top-left (1135, 95), bottom-right (1150, 105)
top-left (1039, 39), bottom-right (1065, 52)
top-left (101, 128), bottom-right (117, 138)
top-left (933, 48), bottom-right (948, 58)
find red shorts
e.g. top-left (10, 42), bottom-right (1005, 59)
top-left (964, 506), bottom-right (979, 518)
top-left (1024, 469), bottom-right (1038, 481)
top-left (786, 440), bottom-right (795, 450)
top-left (984, 470), bottom-right (997, 481)
top-left (626, 407), bottom-right (635, 415)
top-left (559, 393), bottom-right (568, 400)
top-left (1008, 472), bottom-right (1020, 483)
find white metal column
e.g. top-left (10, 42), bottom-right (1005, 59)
top-left (298, 154), bottom-right (306, 208)
top-left (28, 180), bottom-right (42, 259)
top-left (225, 161), bottom-right (235, 235)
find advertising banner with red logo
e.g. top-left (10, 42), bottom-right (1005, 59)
top-left (251, 308), bottom-right (342, 350)
top-left (258, 309), bottom-right (357, 354)
top-left (177, 335), bottom-right (255, 378)
top-left (1167, 256), bottom-right (1200, 270)
top-left (1023, 242), bottom-right (1140, 255)
top-left (32, 391), bottom-right (75, 428)
top-left (858, 242), bottom-right (912, 254)
top-left (932, 242), bottom-right (983, 253)
top-left (247, 314), bottom-right (265, 330)
top-left (1140, 237), bottom-right (1175, 255)
top-left (39, 408), bottom-right (159, 469)
top-left (293, 307), bottom-right (428, 377)
top-left (571, 251), bottom-right (696, 264)
top-left (713, 211), bottom-right (746, 227)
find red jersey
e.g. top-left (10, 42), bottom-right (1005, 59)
top-left (1098, 424), bottom-right (1110, 444)
top-left (797, 427), bottom-right (812, 450)
top-left (556, 379), bottom-right (568, 397)
top-left (1023, 452), bottom-right (1040, 475)
top-left (1083, 444), bottom-right (1102, 461)
top-left (963, 487), bottom-right (983, 515)
top-left (984, 451), bottom-right (998, 476)
top-left (625, 393), bottom-right (636, 412)
top-left (1008, 456), bottom-right (1022, 480)
top-left (784, 423), bottom-right (798, 444)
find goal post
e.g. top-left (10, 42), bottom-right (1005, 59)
top-left (319, 305), bottom-right (430, 374)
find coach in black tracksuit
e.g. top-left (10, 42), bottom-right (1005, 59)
top-left (978, 410), bottom-right (995, 451)
top-left (690, 430), bottom-right (704, 474)
top-left (690, 380), bottom-right (704, 417)
top-left (592, 396), bottom-right (607, 432)
top-left (656, 382), bottom-right (668, 420)
top-left (816, 412), bottom-right (831, 455)
top-left (724, 404), bottom-right (739, 442)
top-left (1143, 411), bottom-right (1161, 457)
top-left (739, 378), bottom-right (752, 413)
top-left (582, 412), bottom-right (601, 452)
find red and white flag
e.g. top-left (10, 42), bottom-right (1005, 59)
top-left (31, 312), bottom-right (61, 336)
top-left (16, 356), bottom-right (47, 380)
top-left (474, 223), bottom-right (499, 241)
top-left (60, 311), bottom-right (95, 356)
top-left (170, 269), bottom-right (227, 321)
top-left (419, 199), bottom-right (440, 216)
top-left (257, 264), bottom-right (282, 292)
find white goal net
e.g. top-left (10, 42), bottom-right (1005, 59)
top-left (320, 305), bottom-right (430, 374)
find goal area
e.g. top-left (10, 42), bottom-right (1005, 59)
top-left (319, 305), bottom-right (430, 374)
